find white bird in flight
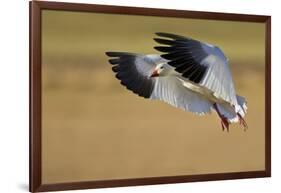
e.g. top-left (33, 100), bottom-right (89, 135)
top-left (106, 32), bottom-right (247, 131)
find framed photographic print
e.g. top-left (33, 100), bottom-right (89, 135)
top-left (30, 1), bottom-right (271, 192)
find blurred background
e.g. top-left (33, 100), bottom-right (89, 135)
top-left (42, 10), bottom-right (265, 184)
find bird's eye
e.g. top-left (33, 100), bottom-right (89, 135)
top-left (160, 66), bottom-right (164, 69)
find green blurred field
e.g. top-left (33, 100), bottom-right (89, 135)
top-left (42, 10), bottom-right (266, 184)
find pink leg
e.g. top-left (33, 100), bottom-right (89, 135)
top-left (213, 103), bottom-right (229, 132)
top-left (237, 113), bottom-right (248, 130)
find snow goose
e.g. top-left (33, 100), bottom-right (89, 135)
top-left (105, 32), bottom-right (247, 131)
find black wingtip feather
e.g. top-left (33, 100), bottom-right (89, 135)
top-left (154, 46), bottom-right (170, 53)
top-left (108, 58), bottom-right (120, 65)
top-left (193, 67), bottom-right (206, 84)
top-left (153, 38), bottom-right (174, 45)
top-left (105, 52), bottom-right (136, 57)
top-left (112, 66), bottom-right (119, 72)
top-left (154, 46), bottom-right (184, 53)
top-left (155, 32), bottom-right (187, 40)
top-left (161, 52), bottom-right (186, 60)
top-left (105, 52), bottom-right (117, 57)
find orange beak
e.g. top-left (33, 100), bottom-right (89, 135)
top-left (150, 70), bottom-right (159, 77)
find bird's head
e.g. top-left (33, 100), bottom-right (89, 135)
top-left (150, 63), bottom-right (169, 78)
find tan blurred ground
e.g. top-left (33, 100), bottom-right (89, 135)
top-left (41, 10), bottom-right (266, 184)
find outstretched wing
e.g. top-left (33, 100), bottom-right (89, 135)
top-left (106, 52), bottom-right (213, 115)
top-left (105, 52), bottom-right (159, 98)
top-left (154, 32), bottom-right (238, 106)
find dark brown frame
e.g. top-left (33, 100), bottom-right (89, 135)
top-left (30, 1), bottom-right (271, 192)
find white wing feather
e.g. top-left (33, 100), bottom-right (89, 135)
top-left (200, 54), bottom-right (238, 106)
top-left (150, 77), bottom-right (213, 115)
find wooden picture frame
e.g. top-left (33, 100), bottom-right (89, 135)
top-left (30, 1), bottom-right (271, 192)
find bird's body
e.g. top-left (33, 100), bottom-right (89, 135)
top-left (106, 32), bottom-right (247, 131)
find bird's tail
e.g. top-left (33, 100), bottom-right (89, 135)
top-left (236, 95), bottom-right (247, 117)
